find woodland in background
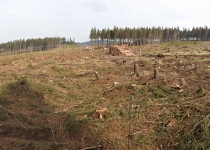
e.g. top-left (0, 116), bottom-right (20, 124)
top-left (0, 37), bottom-right (76, 54)
top-left (89, 26), bottom-right (210, 47)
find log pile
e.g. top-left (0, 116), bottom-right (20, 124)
top-left (108, 45), bottom-right (134, 56)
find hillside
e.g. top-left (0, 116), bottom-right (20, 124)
top-left (76, 41), bottom-right (92, 46)
top-left (0, 42), bottom-right (210, 150)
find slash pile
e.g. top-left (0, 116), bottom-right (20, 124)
top-left (108, 45), bottom-right (134, 56)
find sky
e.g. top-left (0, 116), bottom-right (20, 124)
top-left (0, 0), bottom-right (209, 43)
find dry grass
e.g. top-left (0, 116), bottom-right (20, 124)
top-left (0, 43), bottom-right (210, 149)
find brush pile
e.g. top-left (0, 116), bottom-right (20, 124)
top-left (108, 45), bottom-right (134, 56)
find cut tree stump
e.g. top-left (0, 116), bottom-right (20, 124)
top-left (94, 71), bottom-right (99, 81)
top-left (134, 63), bottom-right (139, 77)
top-left (179, 78), bottom-right (188, 87)
top-left (92, 107), bottom-right (107, 119)
top-left (139, 49), bottom-right (142, 57)
top-left (154, 69), bottom-right (158, 79)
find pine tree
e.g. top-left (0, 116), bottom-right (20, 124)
top-left (97, 29), bottom-right (101, 48)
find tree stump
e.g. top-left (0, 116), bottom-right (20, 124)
top-left (154, 69), bottom-right (158, 79)
top-left (168, 48), bottom-right (172, 52)
top-left (94, 71), bottom-right (99, 81)
top-left (139, 49), bottom-right (142, 57)
top-left (179, 78), bottom-right (187, 87)
top-left (134, 63), bottom-right (139, 77)
top-left (85, 57), bottom-right (88, 61)
top-left (92, 107), bottom-right (107, 119)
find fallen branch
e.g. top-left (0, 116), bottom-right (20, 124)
top-left (175, 126), bottom-right (185, 137)
top-left (54, 101), bottom-right (84, 113)
top-left (128, 130), bottom-right (143, 137)
top-left (103, 87), bottom-right (115, 94)
top-left (48, 119), bottom-right (59, 148)
top-left (9, 110), bottom-right (29, 131)
top-left (152, 104), bottom-right (180, 108)
top-left (189, 114), bottom-right (210, 133)
top-left (103, 82), bottom-right (119, 94)
top-left (158, 107), bottom-right (166, 116)
top-left (121, 121), bottom-right (130, 130)
top-left (80, 145), bottom-right (102, 150)
top-left (130, 139), bottom-right (141, 146)
top-left (84, 101), bottom-right (99, 108)
top-left (183, 93), bottom-right (210, 105)
top-left (0, 106), bottom-right (29, 131)
top-left (56, 63), bottom-right (69, 65)
top-left (106, 115), bottom-right (117, 122)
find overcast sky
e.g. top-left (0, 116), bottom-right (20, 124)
top-left (0, 0), bottom-right (209, 43)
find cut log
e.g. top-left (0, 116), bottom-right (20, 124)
top-left (108, 45), bottom-right (134, 56)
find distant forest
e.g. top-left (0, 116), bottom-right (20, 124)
top-left (89, 26), bottom-right (210, 47)
top-left (0, 37), bottom-right (76, 54)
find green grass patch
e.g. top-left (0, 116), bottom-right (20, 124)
top-left (168, 41), bottom-right (198, 47)
top-left (0, 108), bottom-right (8, 122)
top-left (95, 66), bottom-right (113, 73)
top-left (196, 87), bottom-right (205, 95)
top-left (51, 65), bottom-right (75, 77)
top-left (43, 61), bottom-right (55, 65)
top-left (0, 96), bottom-right (10, 106)
top-left (62, 44), bottom-right (80, 49)
top-left (40, 127), bottom-right (51, 134)
top-left (31, 82), bottom-right (54, 95)
top-left (4, 76), bottom-right (30, 94)
top-left (151, 85), bottom-right (172, 98)
top-left (65, 113), bottom-right (89, 136)
top-left (191, 57), bottom-right (210, 63)
top-left (1, 76), bottom-right (54, 100)
top-left (27, 63), bottom-right (36, 69)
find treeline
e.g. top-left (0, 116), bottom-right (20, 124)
top-left (0, 37), bottom-right (76, 55)
top-left (0, 37), bottom-right (60, 54)
top-left (61, 37), bottom-right (76, 45)
top-left (89, 26), bottom-right (210, 47)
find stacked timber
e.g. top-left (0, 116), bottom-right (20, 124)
top-left (108, 45), bottom-right (134, 56)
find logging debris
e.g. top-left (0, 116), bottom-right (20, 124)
top-left (157, 53), bottom-right (165, 58)
top-left (92, 107), bottom-right (108, 119)
top-left (108, 45), bottom-right (134, 56)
